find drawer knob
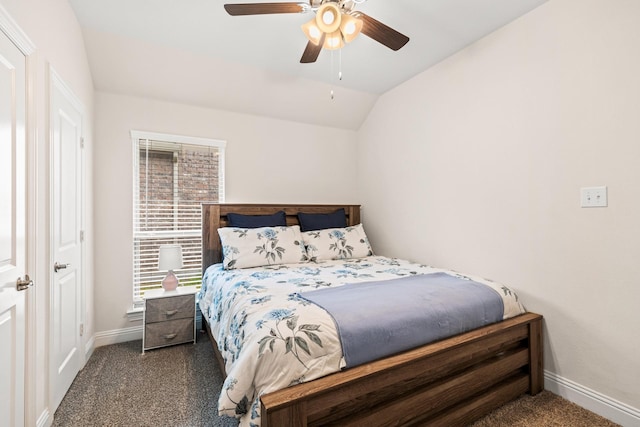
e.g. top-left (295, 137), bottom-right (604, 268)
top-left (163, 333), bottom-right (177, 340)
top-left (165, 309), bottom-right (178, 316)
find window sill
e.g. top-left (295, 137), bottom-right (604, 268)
top-left (126, 306), bottom-right (144, 322)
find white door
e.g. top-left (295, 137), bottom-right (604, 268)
top-left (0, 22), bottom-right (29, 427)
top-left (50, 69), bottom-right (84, 412)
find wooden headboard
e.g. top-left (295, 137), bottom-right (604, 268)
top-left (201, 203), bottom-right (361, 272)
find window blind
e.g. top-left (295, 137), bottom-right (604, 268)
top-left (132, 132), bottom-right (225, 303)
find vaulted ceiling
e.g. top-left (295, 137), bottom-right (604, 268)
top-left (70, 0), bottom-right (547, 129)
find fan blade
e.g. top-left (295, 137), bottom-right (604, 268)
top-left (355, 12), bottom-right (409, 51)
top-left (300, 33), bottom-right (326, 63)
top-left (224, 2), bottom-right (305, 16)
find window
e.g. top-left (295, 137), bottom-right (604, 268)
top-left (131, 131), bottom-right (225, 305)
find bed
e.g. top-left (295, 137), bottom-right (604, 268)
top-left (200, 203), bottom-right (543, 427)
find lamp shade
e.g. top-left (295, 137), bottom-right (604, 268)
top-left (158, 244), bottom-right (183, 271)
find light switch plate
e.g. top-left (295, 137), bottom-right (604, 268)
top-left (580, 186), bottom-right (607, 208)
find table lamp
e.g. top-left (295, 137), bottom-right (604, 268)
top-left (158, 244), bottom-right (183, 291)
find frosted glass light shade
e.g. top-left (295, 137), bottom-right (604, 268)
top-left (340, 14), bottom-right (363, 43)
top-left (301, 18), bottom-right (323, 45)
top-left (315, 2), bottom-right (341, 33)
top-left (323, 30), bottom-right (344, 50)
top-left (158, 244), bottom-right (183, 271)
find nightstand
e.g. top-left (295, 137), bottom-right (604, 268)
top-left (142, 286), bottom-right (198, 353)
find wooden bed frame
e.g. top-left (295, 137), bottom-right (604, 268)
top-left (202, 203), bottom-right (543, 427)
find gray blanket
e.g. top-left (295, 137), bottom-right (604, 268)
top-left (299, 272), bottom-right (504, 368)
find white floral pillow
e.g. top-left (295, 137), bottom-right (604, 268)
top-left (218, 225), bottom-right (309, 270)
top-left (302, 223), bottom-right (374, 261)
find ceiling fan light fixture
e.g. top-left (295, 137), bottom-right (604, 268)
top-left (316, 2), bottom-right (341, 33)
top-left (323, 30), bottom-right (344, 50)
top-left (301, 19), bottom-right (323, 45)
top-left (339, 14), bottom-right (362, 43)
top-left (222, 0), bottom-right (410, 65)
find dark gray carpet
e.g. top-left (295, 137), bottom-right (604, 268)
top-left (53, 332), bottom-right (619, 426)
top-left (53, 331), bottom-right (238, 427)
top-left (470, 390), bottom-right (620, 427)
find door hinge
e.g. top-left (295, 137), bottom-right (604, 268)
top-left (80, 137), bottom-right (85, 148)
top-left (80, 324), bottom-right (84, 337)
top-left (80, 230), bottom-right (85, 242)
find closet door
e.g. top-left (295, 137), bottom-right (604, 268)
top-left (0, 18), bottom-right (29, 427)
top-left (49, 68), bottom-right (85, 413)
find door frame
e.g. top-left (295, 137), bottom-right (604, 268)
top-left (0, 4), bottom-right (37, 426)
top-left (47, 64), bottom-right (87, 413)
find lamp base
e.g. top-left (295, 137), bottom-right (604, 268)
top-left (162, 270), bottom-right (179, 291)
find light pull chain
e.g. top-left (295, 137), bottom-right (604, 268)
top-left (329, 49), bottom-right (343, 100)
top-left (330, 50), bottom-right (335, 100)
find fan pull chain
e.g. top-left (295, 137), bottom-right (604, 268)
top-left (329, 49), bottom-right (344, 100)
top-left (330, 50), bottom-right (335, 100)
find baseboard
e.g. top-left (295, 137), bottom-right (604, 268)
top-left (36, 408), bottom-right (51, 427)
top-left (545, 370), bottom-right (640, 426)
top-left (84, 335), bottom-right (95, 361)
top-left (94, 325), bottom-right (142, 348)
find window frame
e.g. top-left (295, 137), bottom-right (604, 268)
top-left (130, 130), bottom-right (226, 307)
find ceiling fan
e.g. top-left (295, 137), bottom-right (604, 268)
top-left (223, 0), bottom-right (410, 64)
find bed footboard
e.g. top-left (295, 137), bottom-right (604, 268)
top-left (260, 312), bottom-right (543, 427)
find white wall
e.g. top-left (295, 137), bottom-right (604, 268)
top-left (93, 92), bottom-right (358, 333)
top-left (358, 0), bottom-right (640, 417)
top-left (0, 0), bottom-right (94, 424)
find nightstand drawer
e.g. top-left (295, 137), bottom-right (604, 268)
top-left (144, 317), bottom-right (194, 349)
top-left (145, 294), bottom-right (194, 323)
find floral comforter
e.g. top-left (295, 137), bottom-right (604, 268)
top-left (198, 256), bottom-right (525, 427)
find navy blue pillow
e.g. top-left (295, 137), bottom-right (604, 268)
top-left (298, 208), bottom-right (347, 232)
top-left (227, 210), bottom-right (287, 228)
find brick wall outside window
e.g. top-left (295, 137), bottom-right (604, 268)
top-left (135, 142), bottom-right (222, 298)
